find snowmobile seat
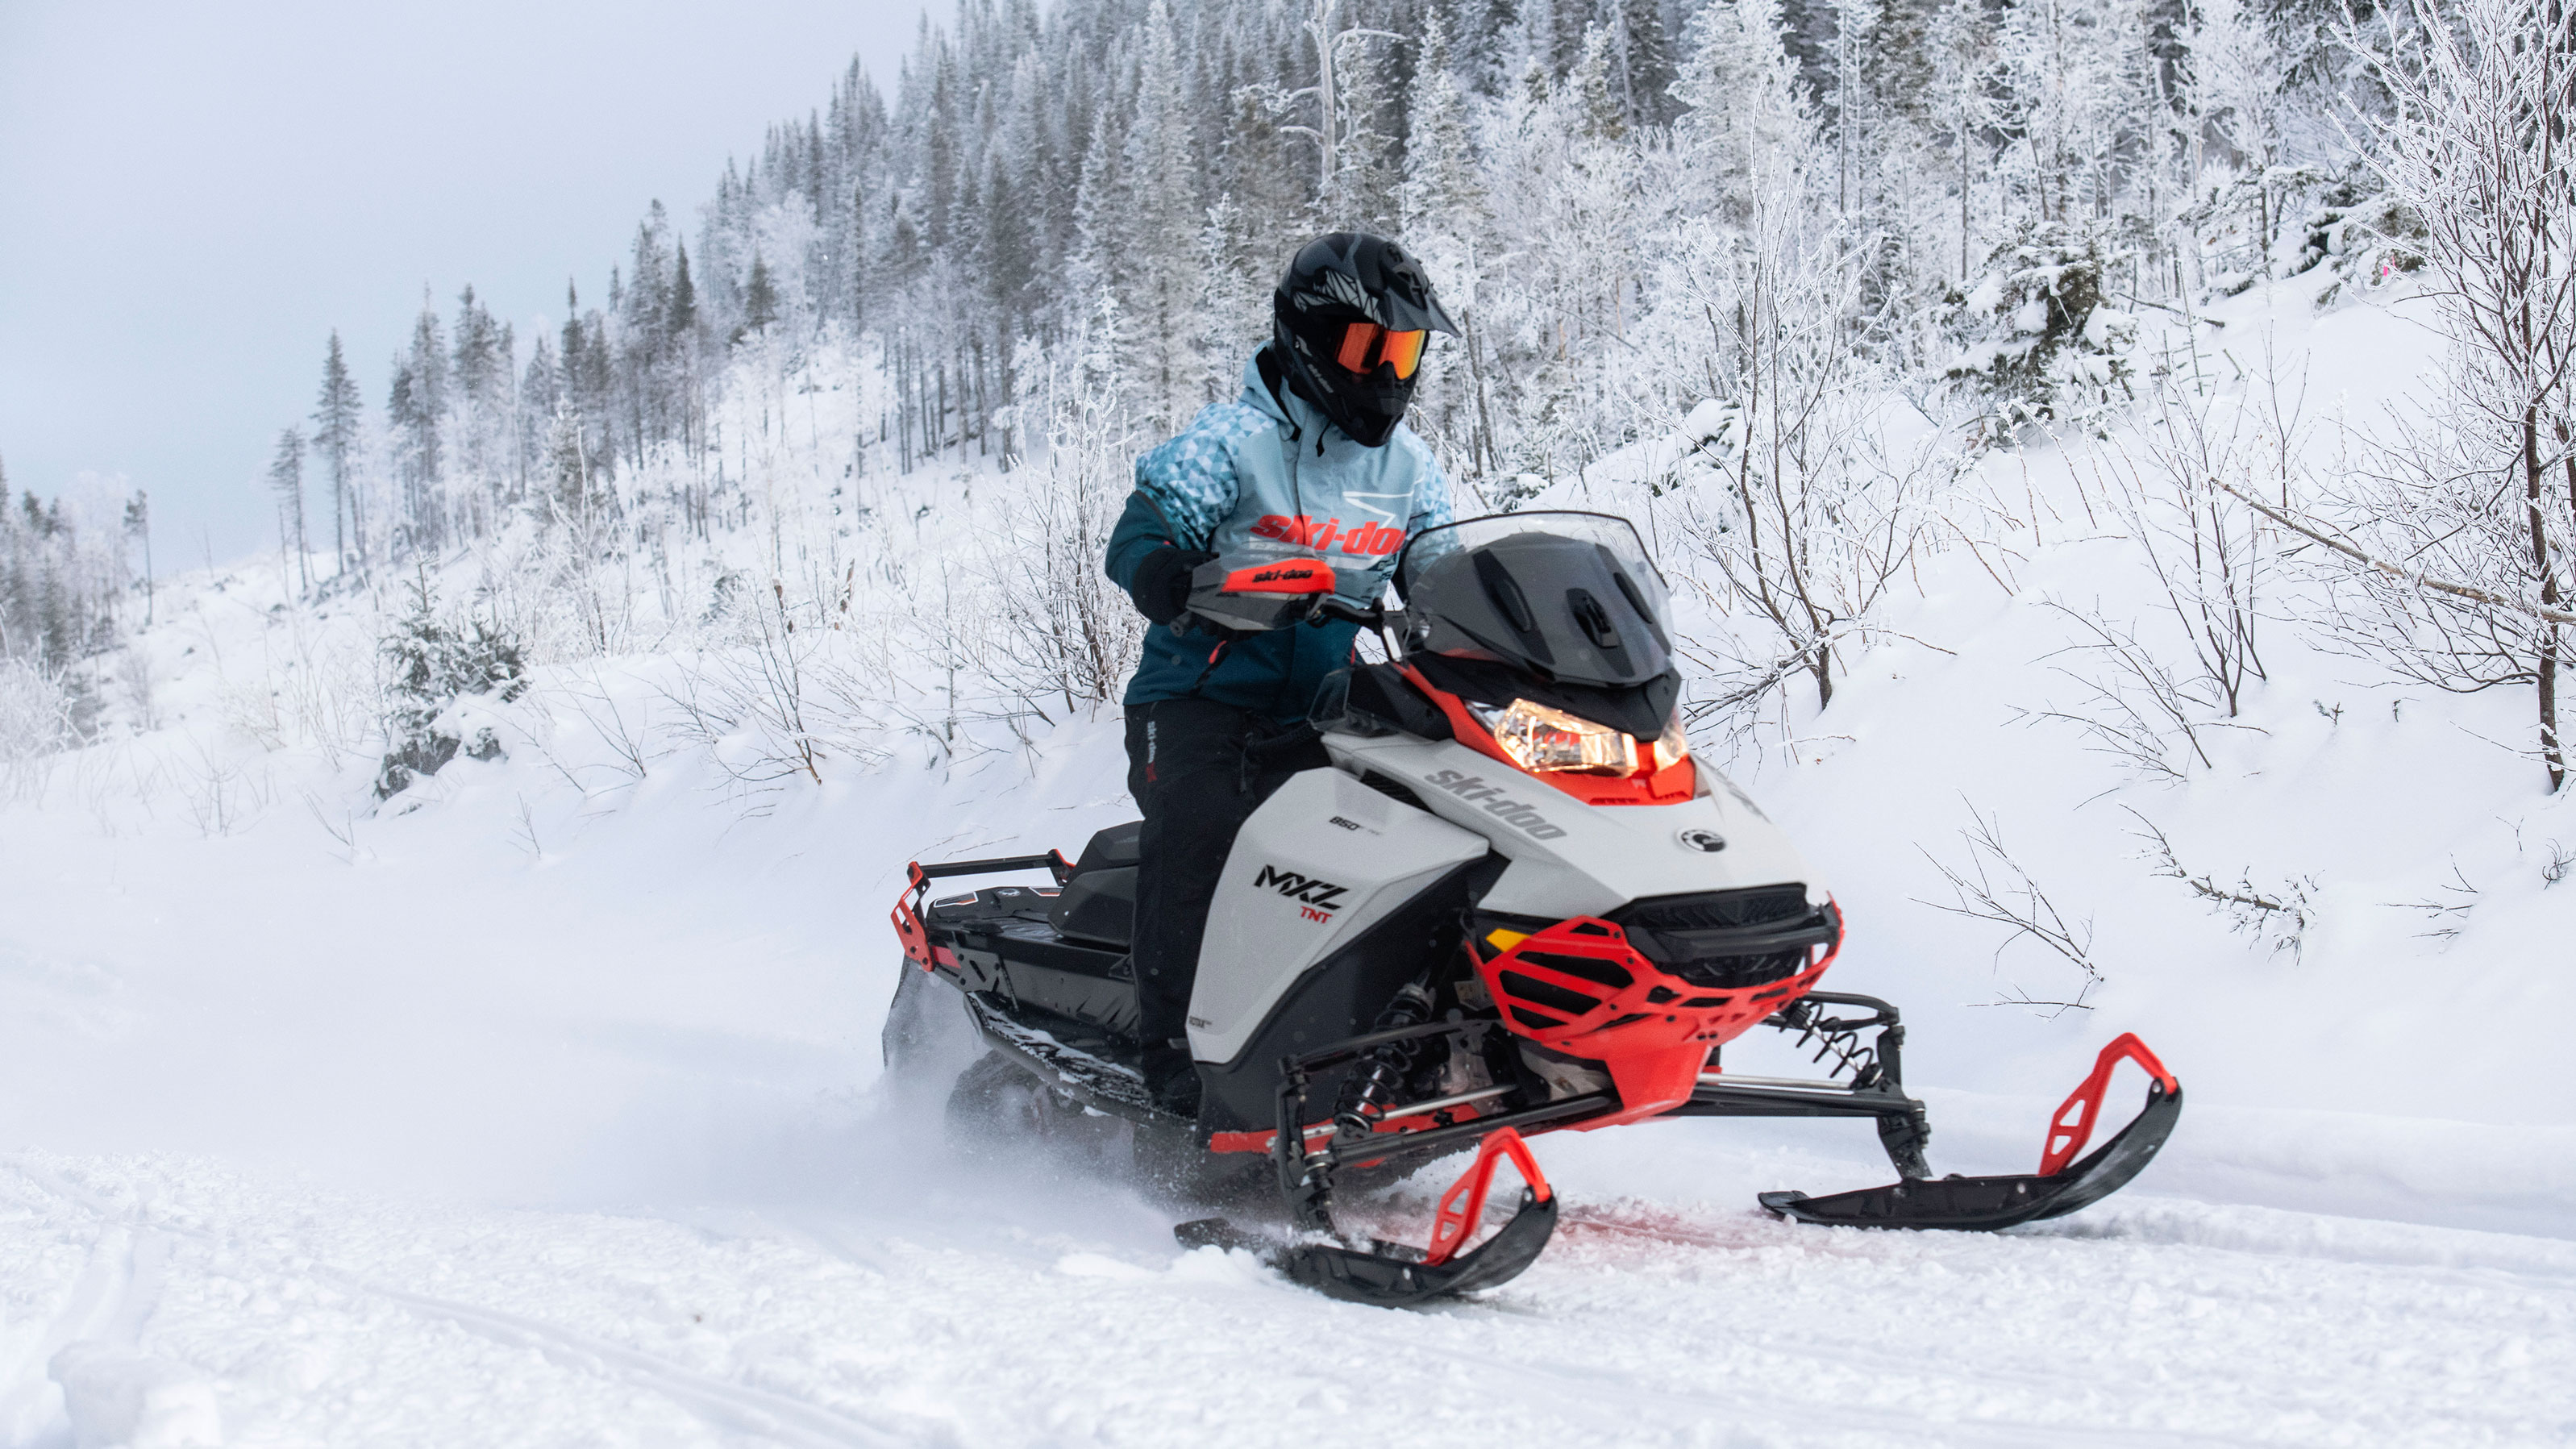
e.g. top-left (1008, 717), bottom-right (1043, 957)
top-left (1051, 822), bottom-right (1142, 948)
top-left (1072, 821), bottom-right (1142, 873)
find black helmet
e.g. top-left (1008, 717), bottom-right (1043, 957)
top-left (1271, 232), bottom-right (1459, 448)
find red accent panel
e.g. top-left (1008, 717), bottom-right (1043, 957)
top-left (1396, 665), bottom-right (1695, 806)
top-left (1475, 912), bottom-right (1840, 1126)
top-left (1423, 1128), bottom-right (1551, 1266)
top-left (1221, 560), bottom-right (1335, 594)
top-left (893, 860), bottom-right (935, 968)
top-left (2039, 1032), bottom-right (2179, 1176)
top-left (893, 897), bottom-right (931, 968)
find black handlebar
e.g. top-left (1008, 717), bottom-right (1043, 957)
top-left (1306, 596), bottom-right (1384, 628)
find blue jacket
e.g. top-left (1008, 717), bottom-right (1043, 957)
top-left (1106, 349), bottom-right (1454, 721)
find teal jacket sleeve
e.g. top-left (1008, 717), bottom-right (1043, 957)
top-left (1106, 406), bottom-right (1248, 589)
top-left (1105, 491), bottom-right (1176, 593)
top-left (1132, 411), bottom-right (1244, 548)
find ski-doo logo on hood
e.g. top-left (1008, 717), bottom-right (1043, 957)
top-left (1255, 865), bottom-right (1350, 923)
top-left (1423, 770), bottom-right (1571, 840)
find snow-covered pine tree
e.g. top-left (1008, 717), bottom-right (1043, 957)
top-left (311, 332), bottom-right (364, 577)
top-left (1124, 1), bottom-right (1208, 431)
top-left (269, 427), bottom-right (310, 594)
top-left (373, 572), bottom-right (527, 799)
top-left (389, 297), bottom-right (449, 556)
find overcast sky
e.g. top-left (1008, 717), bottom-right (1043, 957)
top-left (0, 0), bottom-right (925, 560)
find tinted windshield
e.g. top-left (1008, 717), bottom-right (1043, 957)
top-left (1394, 511), bottom-right (1675, 687)
top-left (1396, 511), bottom-right (1667, 598)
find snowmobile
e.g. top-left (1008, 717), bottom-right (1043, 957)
top-left (884, 511), bottom-right (2182, 1308)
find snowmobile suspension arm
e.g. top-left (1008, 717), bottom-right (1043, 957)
top-left (1668, 990), bottom-right (1933, 1180)
top-left (1270, 1016), bottom-right (1616, 1230)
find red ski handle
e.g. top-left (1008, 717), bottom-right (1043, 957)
top-left (2040, 1032), bottom-right (2178, 1177)
top-left (1423, 1127), bottom-right (1552, 1266)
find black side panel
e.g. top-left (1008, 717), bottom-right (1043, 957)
top-left (1196, 856), bottom-right (1500, 1135)
top-left (1315, 664), bottom-right (1456, 741)
top-left (1050, 866), bottom-right (1138, 947)
top-left (934, 910), bottom-right (1140, 1042)
top-left (1004, 958), bottom-right (1141, 1039)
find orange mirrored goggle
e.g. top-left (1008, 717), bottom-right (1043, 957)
top-left (1334, 321), bottom-right (1427, 379)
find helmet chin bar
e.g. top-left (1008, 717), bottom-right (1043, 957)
top-left (1274, 323), bottom-right (1416, 448)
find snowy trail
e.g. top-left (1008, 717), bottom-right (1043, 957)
top-left (3, 743), bottom-right (2572, 1447)
top-left (6, 1137), bottom-right (2572, 1446)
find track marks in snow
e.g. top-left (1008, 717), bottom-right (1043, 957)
top-left (358, 1285), bottom-right (922, 1449)
top-left (5, 1154), bottom-right (2575, 1447)
top-left (1527, 1193), bottom-right (2576, 1448)
top-left (2, 1157), bottom-right (949, 1448)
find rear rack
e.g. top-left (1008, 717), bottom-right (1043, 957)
top-left (895, 849), bottom-right (1076, 968)
top-left (906, 851), bottom-right (1076, 889)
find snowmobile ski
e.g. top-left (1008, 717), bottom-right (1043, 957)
top-left (1759, 1034), bottom-right (2182, 1230)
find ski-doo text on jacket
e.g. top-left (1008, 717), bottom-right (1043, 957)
top-left (1105, 348), bottom-right (1453, 720)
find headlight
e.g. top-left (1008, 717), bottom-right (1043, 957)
top-left (1482, 698), bottom-right (1638, 775)
top-left (1654, 709), bottom-right (1690, 770)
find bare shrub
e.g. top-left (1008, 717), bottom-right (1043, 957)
top-left (2033, 382), bottom-right (2292, 781)
top-left (975, 352), bottom-right (1147, 717)
top-left (1915, 800), bottom-right (2105, 1015)
top-left (2125, 806), bottom-right (2316, 958)
top-left (2316, 0), bottom-right (2576, 789)
top-left (1658, 202), bottom-right (1948, 752)
top-left (0, 658), bottom-right (75, 801)
top-left (667, 577), bottom-right (897, 797)
top-left (2393, 860), bottom-right (2479, 943)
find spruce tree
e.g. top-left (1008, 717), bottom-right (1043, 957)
top-left (1125, 0), bottom-right (1205, 426)
top-left (270, 427), bottom-right (310, 593)
top-left (311, 332), bottom-right (364, 577)
top-left (742, 252), bottom-right (780, 337)
top-left (669, 243), bottom-right (699, 344)
top-left (123, 491), bottom-right (152, 627)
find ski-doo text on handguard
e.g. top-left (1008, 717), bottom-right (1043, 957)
top-left (883, 511), bottom-right (2183, 1307)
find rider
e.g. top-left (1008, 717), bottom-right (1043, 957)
top-left (1104, 231), bottom-right (1459, 1114)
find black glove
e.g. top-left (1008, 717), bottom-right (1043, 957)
top-left (1128, 547), bottom-right (1217, 626)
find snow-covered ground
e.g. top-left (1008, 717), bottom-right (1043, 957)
top-left (6, 282), bottom-right (2574, 1447)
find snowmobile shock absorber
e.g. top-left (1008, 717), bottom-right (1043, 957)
top-left (1273, 1058), bottom-right (1339, 1233)
top-left (1331, 981), bottom-right (1436, 1145)
top-left (1773, 992), bottom-right (1933, 1180)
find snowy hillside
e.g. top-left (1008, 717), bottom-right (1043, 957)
top-left (5, 270), bottom-right (2574, 1445)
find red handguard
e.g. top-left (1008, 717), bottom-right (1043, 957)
top-left (1221, 559), bottom-right (1335, 594)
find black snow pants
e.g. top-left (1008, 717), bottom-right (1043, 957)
top-left (1122, 698), bottom-right (1321, 1076)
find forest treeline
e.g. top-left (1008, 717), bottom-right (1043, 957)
top-left (262, 0), bottom-right (2398, 585)
top-left (20, 0), bottom-right (2573, 798)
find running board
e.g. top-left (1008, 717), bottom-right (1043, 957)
top-left (1759, 1035), bottom-right (2182, 1232)
top-left (961, 992), bottom-right (1168, 1124)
